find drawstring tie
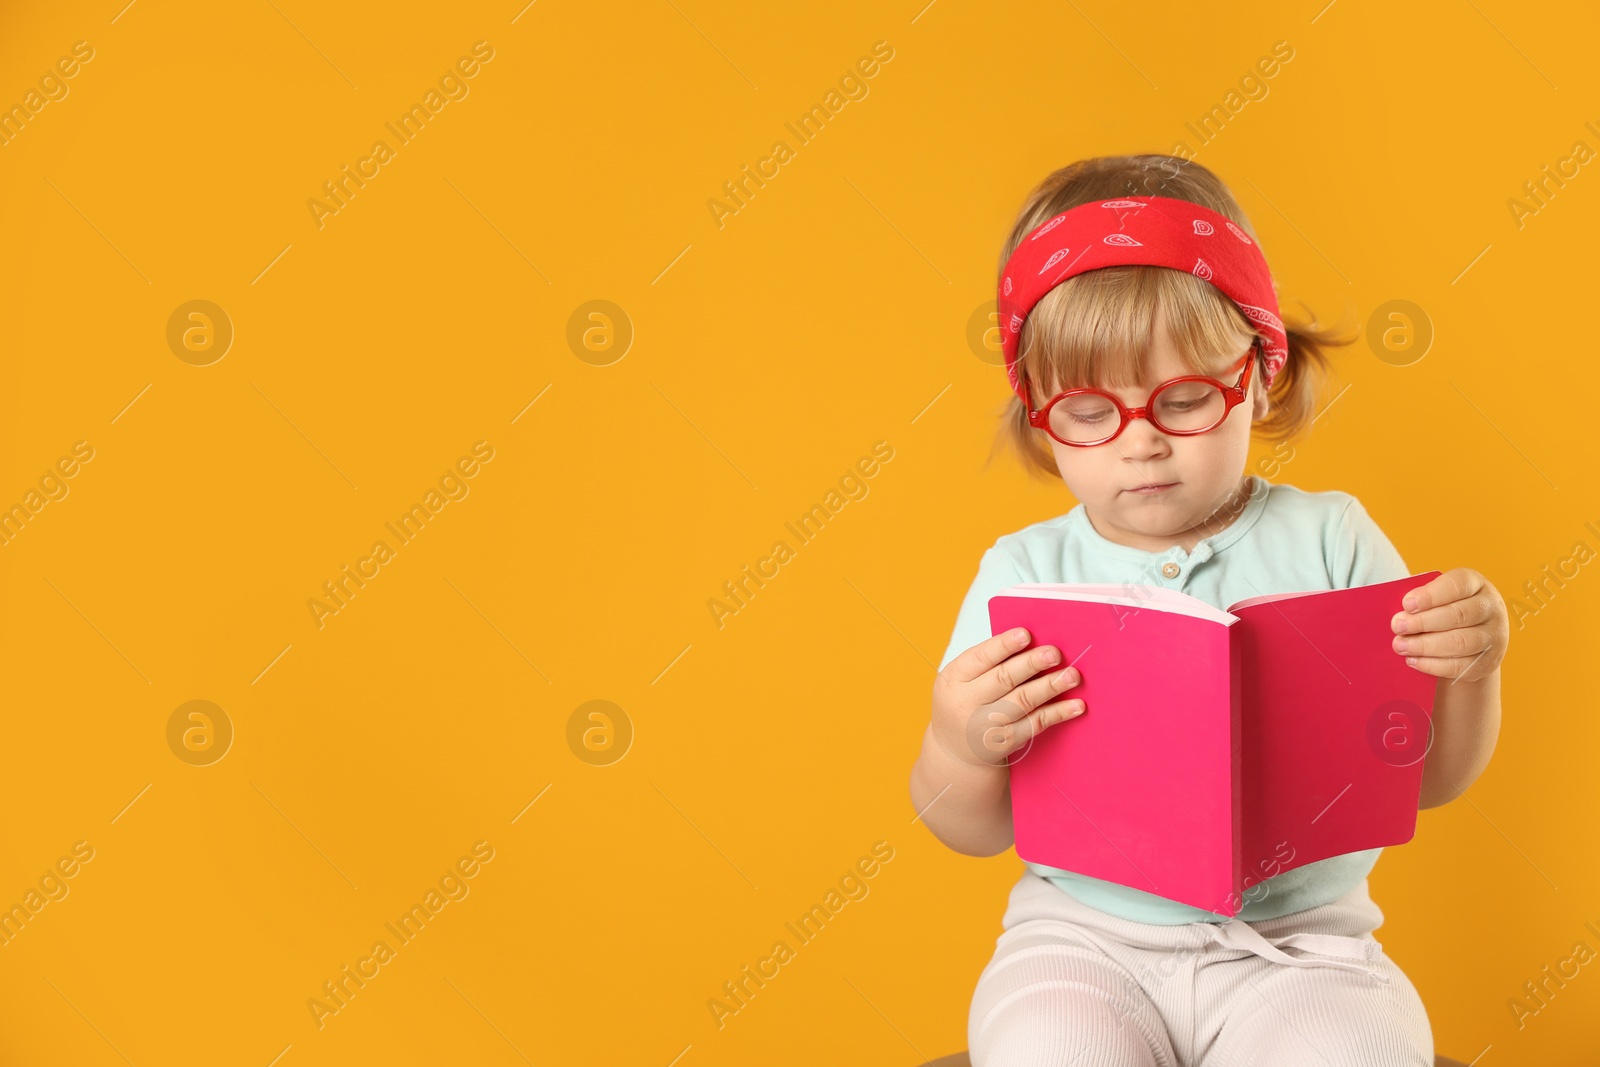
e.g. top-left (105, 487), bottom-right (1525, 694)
top-left (1199, 917), bottom-right (1390, 983)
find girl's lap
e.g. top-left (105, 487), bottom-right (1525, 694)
top-left (968, 915), bottom-right (1432, 1067)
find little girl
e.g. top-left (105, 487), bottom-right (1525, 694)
top-left (908, 155), bottom-right (1508, 1066)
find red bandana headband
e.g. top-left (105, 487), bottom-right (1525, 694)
top-left (997, 196), bottom-right (1287, 405)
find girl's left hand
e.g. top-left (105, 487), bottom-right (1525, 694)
top-left (1390, 567), bottom-right (1509, 683)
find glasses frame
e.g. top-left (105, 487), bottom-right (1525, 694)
top-left (1027, 337), bottom-right (1262, 448)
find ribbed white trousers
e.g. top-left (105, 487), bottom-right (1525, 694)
top-left (968, 870), bottom-right (1433, 1066)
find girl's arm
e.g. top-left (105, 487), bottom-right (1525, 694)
top-left (1388, 568), bottom-right (1509, 810)
top-left (909, 723), bottom-right (1015, 856)
top-left (1418, 666), bottom-right (1502, 809)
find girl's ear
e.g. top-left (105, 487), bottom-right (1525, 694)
top-left (1249, 360), bottom-right (1271, 422)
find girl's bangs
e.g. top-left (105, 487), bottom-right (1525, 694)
top-left (1018, 266), bottom-right (1255, 397)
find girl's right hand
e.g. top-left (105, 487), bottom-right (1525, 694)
top-left (930, 626), bottom-right (1086, 768)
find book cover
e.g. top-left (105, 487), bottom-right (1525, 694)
top-left (987, 571), bottom-right (1441, 916)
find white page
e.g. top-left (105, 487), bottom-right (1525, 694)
top-left (997, 583), bottom-right (1238, 626)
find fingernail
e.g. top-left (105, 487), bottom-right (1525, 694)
top-left (1404, 596), bottom-right (1420, 612)
top-left (1405, 657), bottom-right (1419, 668)
top-left (1393, 638), bottom-right (1410, 653)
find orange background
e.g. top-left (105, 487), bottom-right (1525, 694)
top-left (0, 1), bottom-right (1596, 1064)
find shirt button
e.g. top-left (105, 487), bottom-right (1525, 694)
top-left (1161, 562), bottom-right (1181, 578)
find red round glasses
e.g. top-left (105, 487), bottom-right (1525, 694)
top-left (1026, 337), bottom-right (1262, 448)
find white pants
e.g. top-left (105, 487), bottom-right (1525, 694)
top-left (968, 869), bottom-right (1433, 1066)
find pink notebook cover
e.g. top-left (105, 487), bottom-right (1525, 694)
top-left (988, 571), bottom-right (1440, 917)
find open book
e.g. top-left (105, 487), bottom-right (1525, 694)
top-left (988, 571), bottom-right (1441, 917)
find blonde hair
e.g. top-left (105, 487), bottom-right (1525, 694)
top-left (985, 155), bottom-right (1353, 481)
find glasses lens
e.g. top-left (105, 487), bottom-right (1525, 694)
top-left (1050, 393), bottom-right (1120, 444)
top-left (1151, 380), bottom-right (1227, 433)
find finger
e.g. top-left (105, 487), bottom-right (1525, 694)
top-left (945, 627), bottom-right (1033, 685)
top-left (1400, 568), bottom-right (1484, 615)
top-left (1391, 624), bottom-right (1494, 660)
top-left (976, 689), bottom-right (1086, 762)
top-left (1009, 696), bottom-right (1087, 754)
top-left (988, 664), bottom-right (1082, 725)
top-left (981, 643), bottom-right (1069, 705)
top-left (1391, 593), bottom-right (1495, 636)
top-left (1402, 652), bottom-right (1489, 682)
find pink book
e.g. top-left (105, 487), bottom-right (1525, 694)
top-left (987, 571), bottom-right (1441, 917)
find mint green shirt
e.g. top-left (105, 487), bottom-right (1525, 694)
top-left (938, 475), bottom-right (1413, 924)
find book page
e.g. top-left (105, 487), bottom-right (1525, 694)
top-left (1000, 583), bottom-right (1237, 626)
top-left (1225, 588), bottom-right (1323, 612)
top-left (1226, 571), bottom-right (1436, 613)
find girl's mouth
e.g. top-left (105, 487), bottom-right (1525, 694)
top-left (1126, 482), bottom-right (1179, 494)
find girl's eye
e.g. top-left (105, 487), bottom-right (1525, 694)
top-left (1065, 408), bottom-right (1112, 424)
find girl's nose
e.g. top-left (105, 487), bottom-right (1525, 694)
top-left (1118, 415), bottom-right (1172, 458)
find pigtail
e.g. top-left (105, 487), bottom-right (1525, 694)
top-left (1253, 311), bottom-right (1357, 443)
